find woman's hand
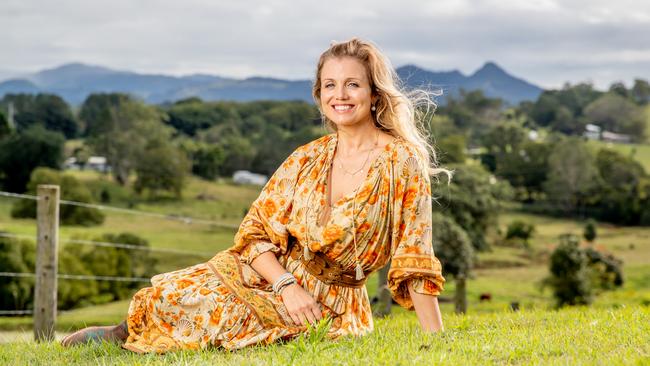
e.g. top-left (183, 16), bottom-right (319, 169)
top-left (280, 283), bottom-right (322, 326)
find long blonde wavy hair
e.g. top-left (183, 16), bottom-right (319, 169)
top-left (312, 38), bottom-right (448, 178)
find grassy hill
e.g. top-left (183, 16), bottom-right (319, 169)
top-left (0, 168), bottom-right (649, 364)
top-left (0, 306), bottom-right (647, 365)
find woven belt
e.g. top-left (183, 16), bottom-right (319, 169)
top-left (287, 236), bottom-right (367, 288)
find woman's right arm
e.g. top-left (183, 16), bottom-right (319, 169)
top-left (250, 251), bottom-right (322, 326)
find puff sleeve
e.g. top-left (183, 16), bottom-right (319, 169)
top-left (228, 147), bottom-right (308, 265)
top-left (387, 155), bottom-right (446, 310)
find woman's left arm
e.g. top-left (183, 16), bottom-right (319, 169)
top-left (408, 280), bottom-right (444, 332)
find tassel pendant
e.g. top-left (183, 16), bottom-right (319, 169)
top-left (355, 262), bottom-right (365, 280)
top-left (303, 245), bottom-right (313, 261)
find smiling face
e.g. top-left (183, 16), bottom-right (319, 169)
top-left (319, 56), bottom-right (376, 129)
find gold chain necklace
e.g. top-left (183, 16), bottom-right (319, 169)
top-left (335, 130), bottom-right (379, 177)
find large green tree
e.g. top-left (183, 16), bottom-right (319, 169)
top-left (0, 93), bottom-right (78, 138)
top-left (0, 125), bottom-right (64, 192)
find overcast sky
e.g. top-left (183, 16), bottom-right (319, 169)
top-left (2, 0), bottom-right (649, 89)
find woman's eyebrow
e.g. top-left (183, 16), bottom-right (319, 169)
top-left (321, 77), bottom-right (363, 82)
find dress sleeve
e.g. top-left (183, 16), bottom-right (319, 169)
top-left (387, 156), bottom-right (446, 310)
top-left (228, 146), bottom-right (307, 265)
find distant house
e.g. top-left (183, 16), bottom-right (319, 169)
top-left (583, 124), bottom-right (601, 140)
top-left (64, 156), bottom-right (111, 173)
top-left (601, 130), bottom-right (632, 143)
top-left (232, 170), bottom-right (268, 186)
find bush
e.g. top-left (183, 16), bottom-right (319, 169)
top-left (505, 220), bottom-right (535, 247)
top-left (583, 219), bottom-right (597, 242)
top-left (10, 168), bottom-right (105, 226)
top-left (546, 234), bottom-right (623, 307)
top-left (0, 234), bottom-right (35, 311)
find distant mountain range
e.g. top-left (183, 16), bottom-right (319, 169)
top-left (0, 61), bottom-right (542, 106)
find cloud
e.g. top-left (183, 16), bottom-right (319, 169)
top-left (1, 0), bottom-right (649, 89)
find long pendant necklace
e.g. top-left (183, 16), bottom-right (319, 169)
top-left (304, 131), bottom-right (379, 280)
top-left (336, 130), bottom-right (379, 177)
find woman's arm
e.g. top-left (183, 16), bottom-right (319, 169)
top-left (250, 251), bottom-right (322, 326)
top-left (408, 280), bottom-right (444, 332)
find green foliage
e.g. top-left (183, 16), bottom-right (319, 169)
top-left (431, 213), bottom-right (474, 277)
top-left (436, 134), bottom-right (466, 164)
top-left (547, 234), bottom-right (593, 306)
top-left (77, 233), bottom-right (156, 303)
top-left (505, 220), bottom-right (535, 247)
top-left (134, 141), bottom-right (191, 198)
top-left (631, 78), bottom-right (650, 104)
top-left (583, 219), bottom-right (597, 242)
top-left (190, 144), bottom-right (226, 180)
top-left (79, 93), bottom-right (133, 137)
top-left (528, 83), bottom-right (601, 135)
top-left (0, 125), bottom-right (64, 192)
top-left (0, 93), bottom-right (78, 138)
top-left (546, 234), bottom-right (623, 307)
top-left (584, 93), bottom-right (646, 140)
top-left (438, 89), bottom-right (504, 143)
top-left (86, 97), bottom-right (173, 186)
top-left (10, 168), bottom-right (105, 226)
top-left (0, 111), bottom-right (10, 139)
top-left (432, 164), bottom-right (512, 251)
top-left (543, 138), bottom-right (599, 212)
top-left (0, 235), bottom-right (35, 311)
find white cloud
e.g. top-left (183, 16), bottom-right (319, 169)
top-left (0, 0), bottom-right (649, 89)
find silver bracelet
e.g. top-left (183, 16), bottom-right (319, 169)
top-left (272, 272), bottom-right (297, 295)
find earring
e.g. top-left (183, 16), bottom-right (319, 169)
top-left (371, 105), bottom-right (376, 111)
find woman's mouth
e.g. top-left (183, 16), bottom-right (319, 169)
top-left (332, 104), bottom-right (355, 113)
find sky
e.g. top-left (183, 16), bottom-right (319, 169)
top-left (2, 0), bottom-right (649, 90)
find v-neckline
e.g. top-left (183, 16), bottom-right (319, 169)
top-left (324, 133), bottom-right (399, 209)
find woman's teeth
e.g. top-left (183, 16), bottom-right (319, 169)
top-left (334, 105), bottom-right (353, 111)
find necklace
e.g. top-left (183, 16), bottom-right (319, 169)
top-left (304, 132), bottom-right (376, 280)
top-left (335, 129), bottom-right (380, 176)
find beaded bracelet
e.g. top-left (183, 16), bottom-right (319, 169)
top-left (272, 272), bottom-right (297, 295)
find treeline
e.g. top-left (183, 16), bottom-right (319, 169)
top-left (431, 80), bottom-right (650, 225)
top-left (0, 94), bottom-right (323, 198)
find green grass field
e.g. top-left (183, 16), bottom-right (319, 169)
top-left (1, 307), bottom-right (648, 365)
top-left (1, 170), bottom-right (649, 363)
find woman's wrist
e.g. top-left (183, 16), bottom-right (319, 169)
top-left (272, 272), bottom-right (297, 295)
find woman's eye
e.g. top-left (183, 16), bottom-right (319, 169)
top-left (324, 83), bottom-right (334, 88)
top-left (348, 82), bottom-right (359, 87)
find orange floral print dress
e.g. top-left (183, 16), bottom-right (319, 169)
top-left (122, 133), bottom-right (445, 353)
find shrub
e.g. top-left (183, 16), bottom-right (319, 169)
top-left (505, 220), bottom-right (535, 248)
top-left (583, 219), bottom-right (597, 242)
top-left (10, 168), bottom-right (105, 226)
top-left (546, 233), bottom-right (623, 307)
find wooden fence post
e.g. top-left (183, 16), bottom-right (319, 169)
top-left (34, 185), bottom-right (59, 342)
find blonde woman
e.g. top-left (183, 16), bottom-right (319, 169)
top-left (62, 38), bottom-right (446, 353)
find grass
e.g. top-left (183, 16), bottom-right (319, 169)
top-left (0, 306), bottom-right (648, 365)
top-left (1, 170), bottom-right (650, 363)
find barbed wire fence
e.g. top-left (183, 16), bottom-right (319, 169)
top-left (0, 186), bottom-right (239, 341)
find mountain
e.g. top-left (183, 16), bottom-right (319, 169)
top-left (396, 62), bottom-right (542, 104)
top-left (0, 62), bottom-right (542, 105)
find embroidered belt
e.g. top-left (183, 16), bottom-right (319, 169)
top-left (287, 236), bottom-right (367, 288)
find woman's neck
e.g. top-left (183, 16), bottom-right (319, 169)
top-left (335, 121), bottom-right (379, 155)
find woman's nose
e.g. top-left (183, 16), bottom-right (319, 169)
top-left (335, 85), bottom-right (348, 99)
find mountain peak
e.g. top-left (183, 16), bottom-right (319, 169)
top-left (472, 61), bottom-right (508, 78)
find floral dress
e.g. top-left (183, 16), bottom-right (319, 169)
top-left (122, 133), bottom-right (445, 353)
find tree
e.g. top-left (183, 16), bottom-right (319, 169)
top-left (437, 134), bottom-right (467, 164)
top-left (505, 220), bottom-right (535, 248)
top-left (543, 138), bottom-right (599, 213)
top-left (0, 111), bottom-right (10, 139)
top-left (87, 99), bottom-right (171, 185)
top-left (134, 141), bottom-right (190, 198)
top-left (431, 213), bottom-right (474, 313)
top-left (584, 93), bottom-right (646, 140)
top-left (0, 93), bottom-right (78, 138)
top-left (0, 125), bottom-right (64, 192)
top-left (0, 235), bottom-right (35, 311)
top-left (546, 234), bottom-right (593, 307)
top-left (583, 219), bottom-right (597, 243)
top-left (191, 144), bottom-right (226, 180)
top-left (631, 79), bottom-right (650, 105)
top-left (11, 168), bottom-right (105, 225)
top-left (79, 93), bottom-right (132, 137)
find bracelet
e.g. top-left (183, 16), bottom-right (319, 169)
top-left (272, 272), bottom-right (297, 295)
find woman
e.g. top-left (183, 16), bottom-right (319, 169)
top-left (62, 38), bottom-right (447, 353)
